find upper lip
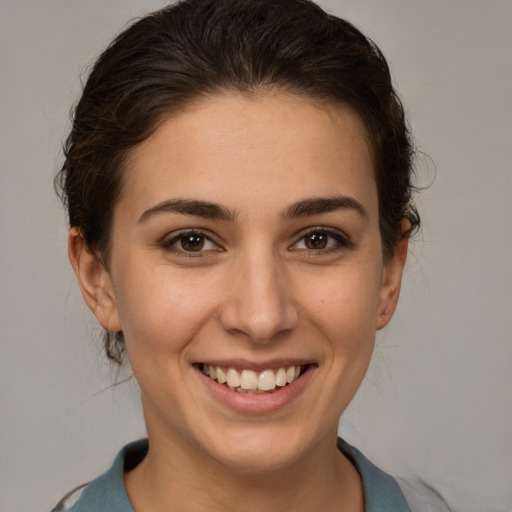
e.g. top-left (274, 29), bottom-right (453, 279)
top-left (196, 358), bottom-right (316, 372)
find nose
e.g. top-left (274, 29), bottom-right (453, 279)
top-left (219, 251), bottom-right (298, 344)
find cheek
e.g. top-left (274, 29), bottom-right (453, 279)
top-left (297, 262), bottom-right (383, 399)
top-left (301, 264), bottom-right (383, 338)
top-left (112, 262), bottom-right (219, 358)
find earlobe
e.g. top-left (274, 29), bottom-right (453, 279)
top-left (68, 228), bottom-right (121, 332)
top-left (376, 227), bottom-right (410, 330)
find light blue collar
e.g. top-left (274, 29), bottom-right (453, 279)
top-left (70, 438), bottom-right (410, 512)
top-left (338, 438), bottom-right (411, 512)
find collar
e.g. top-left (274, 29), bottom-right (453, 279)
top-left (69, 438), bottom-right (410, 512)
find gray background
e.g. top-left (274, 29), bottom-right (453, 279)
top-left (1, 1), bottom-right (511, 511)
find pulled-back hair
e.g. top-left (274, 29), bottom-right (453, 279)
top-left (56, 0), bottom-right (419, 363)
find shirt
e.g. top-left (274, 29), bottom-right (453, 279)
top-left (52, 438), bottom-right (449, 511)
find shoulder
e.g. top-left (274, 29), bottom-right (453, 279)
top-left (395, 477), bottom-right (453, 512)
top-left (339, 438), bottom-right (452, 512)
top-left (50, 439), bottom-right (148, 512)
top-left (49, 483), bottom-right (88, 512)
top-left (339, 438), bottom-right (411, 511)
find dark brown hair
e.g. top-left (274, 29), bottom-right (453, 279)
top-left (56, 0), bottom-right (419, 363)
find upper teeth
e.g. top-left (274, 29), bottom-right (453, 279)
top-left (202, 364), bottom-right (302, 393)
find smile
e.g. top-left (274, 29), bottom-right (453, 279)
top-left (201, 364), bottom-right (307, 394)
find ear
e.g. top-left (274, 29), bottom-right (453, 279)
top-left (68, 227), bottom-right (121, 332)
top-left (376, 223), bottom-right (410, 330)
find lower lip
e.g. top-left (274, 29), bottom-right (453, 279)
top-left (195, 365), bottom-right (316, 414)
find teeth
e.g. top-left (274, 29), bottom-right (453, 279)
top-left (216, 367), bottom-right (227, 384)
top-left (258, 370), bottom-right (276, 391)
top-left (275, 368), bottom-right (287, 387)
top-left (240, 370), bottom-right (258, 390)
top-left (203, 364), bottom-right (305, 393)
top-left (226, 368), bottom-right (241, 388)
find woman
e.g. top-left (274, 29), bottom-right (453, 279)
top-left (53, 0), bottom-right (447, 510)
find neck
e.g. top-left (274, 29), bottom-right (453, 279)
top-left (124, 429), bottom-right (364, 512)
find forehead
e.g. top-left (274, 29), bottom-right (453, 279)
top-left (121, 92), bottom-right (376, 220)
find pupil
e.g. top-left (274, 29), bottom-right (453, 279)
top-left (306, 233), bottom-right (327, 249)
top-left (182, 235), bottom-right (204, 251)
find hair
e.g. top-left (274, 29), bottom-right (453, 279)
top-left (56, 0), bottom-right (420, 364)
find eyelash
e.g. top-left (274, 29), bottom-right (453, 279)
top-left (290, 228), bottom-right (353, 254)
top-left (160, 228), bottom-right (353, 256)
top-left (160, 230), bottom-right (221, 258)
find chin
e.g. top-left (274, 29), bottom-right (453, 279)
top-left (198, 423), bottom-right (321, 474)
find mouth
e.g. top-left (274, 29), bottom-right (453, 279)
top-left (199, 363), bottom-right (311, 394)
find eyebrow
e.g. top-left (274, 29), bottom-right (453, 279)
top-left (138, 199), bottom-right (236, 223)
top-left (281, 196), bottom-right (369, 221)
top-left (138, 195), bottom-right (368, 224)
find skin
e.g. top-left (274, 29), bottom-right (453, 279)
top-left (69, 92), bottom-right (408, 512)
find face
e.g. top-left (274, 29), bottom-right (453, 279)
top-left (71, 92), bottom-right (406, 473)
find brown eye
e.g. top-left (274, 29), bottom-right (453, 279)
top-left (162, 230), bottom-right (220, 254)
top-left (304, 232), bottom-right (328, 249)
top-left (291, 229), bottom-right (353, 253)
top-left (180, 234), bottom-right (205, 251)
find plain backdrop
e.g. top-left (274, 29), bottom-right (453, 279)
top-left (1, 1), bottom-right (511, 511)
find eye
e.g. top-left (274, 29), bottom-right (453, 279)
top-left (291, 228), bottom-right (352, 252)
top-left (161, 230), bottom-right (220, 254)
